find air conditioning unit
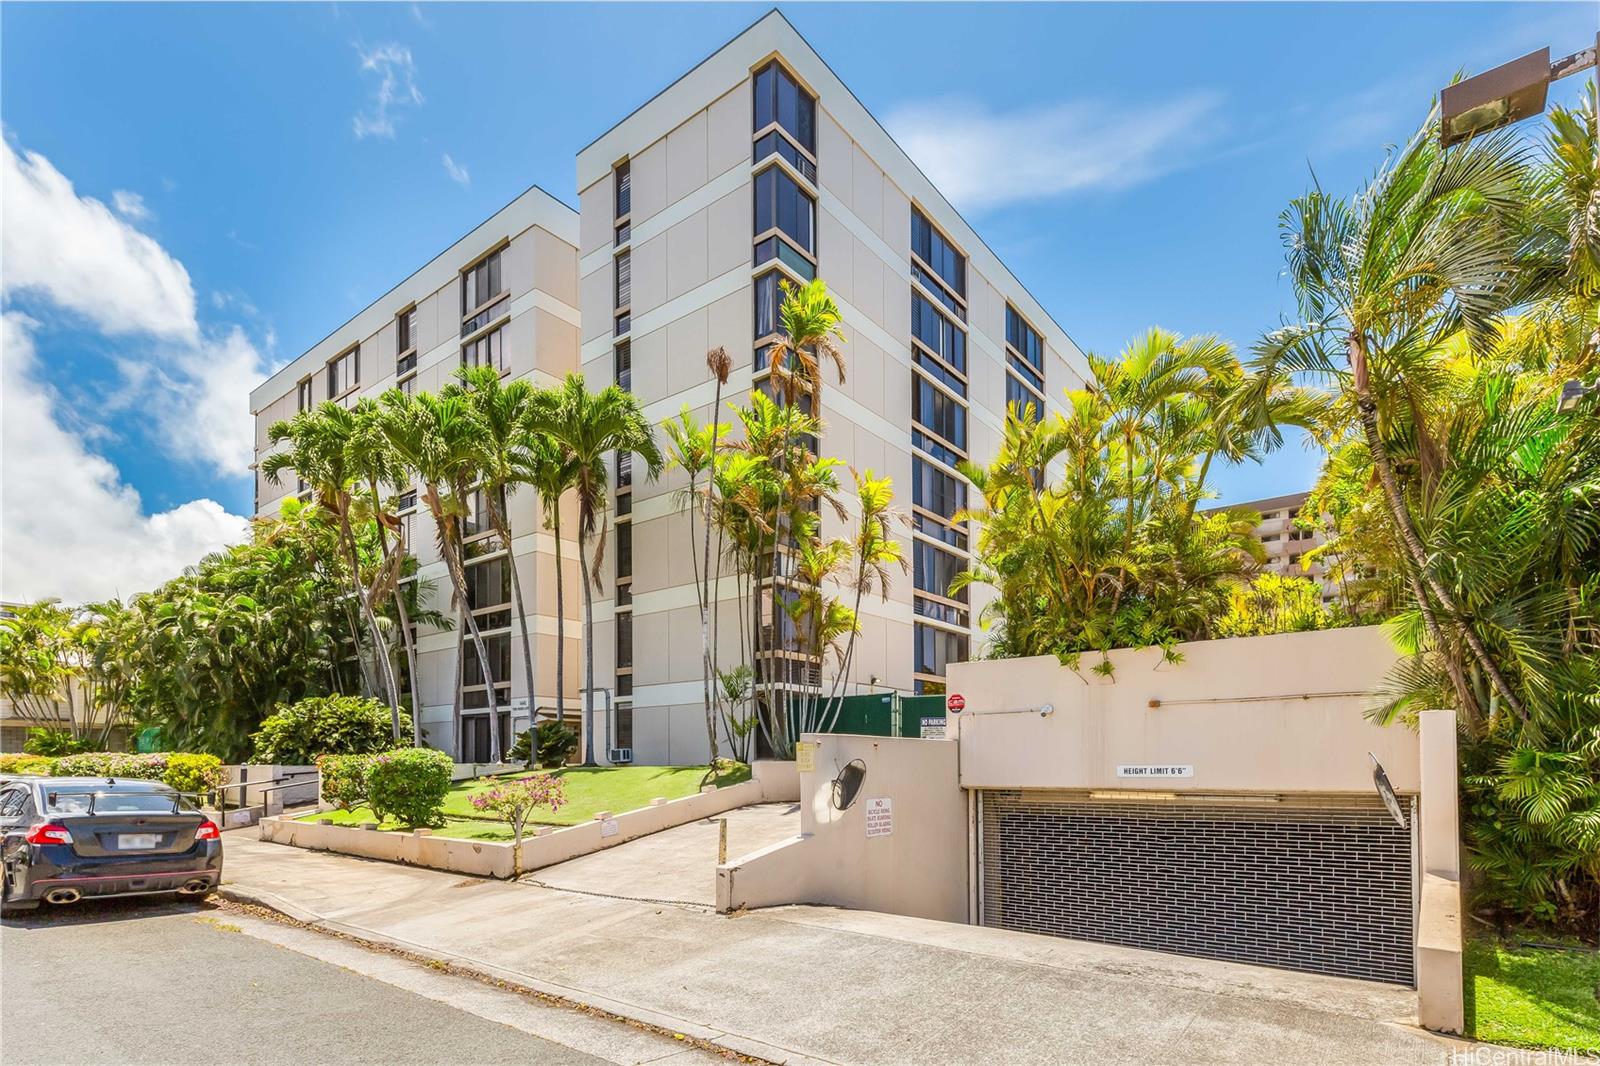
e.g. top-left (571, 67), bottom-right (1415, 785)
top-left (608, 747), bottom-right (634, 764)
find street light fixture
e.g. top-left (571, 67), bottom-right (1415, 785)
top-left (1558, 379), bottom-right (1597, 414)
top-left (1440, 34), bottom-right (1598, 147)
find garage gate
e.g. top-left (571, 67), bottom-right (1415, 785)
top-left (978, 792), bottom-right (1417, 986)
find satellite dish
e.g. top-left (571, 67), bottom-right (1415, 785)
top-left (1369, 752), bottom-right (1407, 829)
top-left (831, 759), bottom-right (867, 811)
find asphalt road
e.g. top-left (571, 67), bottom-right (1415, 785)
top-left (0, 898), bottom-right (661, 1066)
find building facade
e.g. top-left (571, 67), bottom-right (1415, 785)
top-left (249, 13), bottom-right (1092, 766)
top-left (575, 13), bottom-right (1088, 764)
top-left (248, 189), bottom-right (583, 762)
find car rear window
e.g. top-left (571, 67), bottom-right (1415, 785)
top-left (45, 791), bottom-right (178, 814)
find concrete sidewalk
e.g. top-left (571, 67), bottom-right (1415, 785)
top-left (222, 833), bottom-right (1474, 1065)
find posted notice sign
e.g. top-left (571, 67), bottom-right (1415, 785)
top-left (1115, 764), bottom-right (1194, 779)
top-left (864, 797), bottom-right (893, 838)
top-left (796, 741), bottom-right (816, 773)
top-left (920, 716), bottom-right (946, 740)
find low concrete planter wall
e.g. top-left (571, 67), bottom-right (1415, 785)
top-left (260, 760), bottom-right (797, 879)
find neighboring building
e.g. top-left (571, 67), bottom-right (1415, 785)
top-left (248, 188), bottom-right (583, 762)
top-left (575, 11), bottom-right (1089, 764)
top-left (0, 602), bottom-right (127, 753)
top-left (1214, 491), bottom-right (1339, 602)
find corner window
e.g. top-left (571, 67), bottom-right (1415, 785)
top-left (296, 377), bottom-right (314, 412)
top-left (753, 61), bottom-right (815, 153)
top-left (911, 208), bottom-right (966, 299)
top-left (614, 160), bottom-right (631, 220)
top-left (462, 326), bottom-right (506, 374)
top-left (462, 251), bottom-right (503, 318)
top-left (753, 166), bottom-right (814, 254)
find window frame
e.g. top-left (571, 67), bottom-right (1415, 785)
top-left (326, 345), bottom-right (360, 401)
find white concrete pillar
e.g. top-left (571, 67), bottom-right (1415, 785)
top-left (1416, 708), bottom-right (1463, 1035)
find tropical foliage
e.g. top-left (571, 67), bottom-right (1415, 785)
top-left (955, 330), bottom-right (1319, 674)
top-left (250, 694), bottom-right (410, 765)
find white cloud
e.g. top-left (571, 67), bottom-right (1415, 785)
top-left (352, 42), bottom-right (423, 140)
top-left (1, 139), bottom-right (196, 339)
top-left (111, 189), bottom-right (152, 222)
top-left (441, 152), bottom-right (469, 186)
top-left (0, 139), bottom-right (267, 479)
top-left (0, 314), bottom-right (249, 604)
top-left (884, 92), bottom-right (1226, 212)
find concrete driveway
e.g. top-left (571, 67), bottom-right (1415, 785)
top-left (528, 802), bottom-right (800, 906)
top-left (220, 831), bottom-right (1483, 1065)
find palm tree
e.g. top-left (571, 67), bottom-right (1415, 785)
top-left (816, 469), bottom-right (905, 733)
top-left (528, 374), bottom-right (662, 766)
top-left (263, 404), bottom-right (402, 729)
top-left (347, 398), bottom-right (421, 744)
top-left (518, 426), bottom-right (581, 765)
top-left (378, 388), bottom-right (507, 763)
top-left (453, 366), bottom-right (541, 729)
top-left (1258, 112), bottom-right (1530, 725)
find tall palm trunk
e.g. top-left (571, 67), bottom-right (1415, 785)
top-left (580, 522), bottom-right (598, 767)
top-left (338, 510), bottom-right (400, 730)
top-left (444, 545), bottom-right (504, 765)
top-left (1349, 335), bottom-right (1524, 725)
top-left (551, 507), bottom-right (567, 766)
top-left (488, 492), bottom-right (539, 740)
top-left (368, 496), bottom-right (422, 748)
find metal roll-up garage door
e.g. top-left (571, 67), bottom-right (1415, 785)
top-left (978, 792), bottom-right (1416, 985)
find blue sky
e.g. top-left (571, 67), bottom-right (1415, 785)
top-left (1, 2), bottom-right (1592, 602)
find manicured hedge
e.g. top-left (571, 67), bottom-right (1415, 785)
top-left (251, 695), bottom-right (410, 765)
top-left (366, 749), bottom-right (454, 827)
top-left (1, 751), bottom-right (226, 796)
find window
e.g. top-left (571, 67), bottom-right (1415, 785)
top-left (614, 340), bottom-right (631, 391)
top-left (913, 457), bottom-right (966, 517)
top-left (753, 236), bottom-right (815, 280)
top-left (752, 131), bottom-right (816, 184)
top-left (912, 376), bottom-right (966, 451)
top-left (753, 271), bottom-right (789, 341)
top-left (912, 263), bottom-right (966, 322)
top-left (615, 609), bottom-right (633, 670)
top-left (614, 250), bottom-right (630, 336)
top-left (911, 208), bottom-right (965, 299)
top-left (396, 307), bottom-right (418, 376)
top-left (463, 632), bottom-right (512, 689)
top-left (296, 377), bottom-right (314, 412)
top-left (614, 703), bottom-right (633, 747)
top-left (617, 450), bottom-right (633, 491)
top-left (753, 61), bottom-right (815, 153)
top-left (753, 166), bottom-right (814, 254)
top-left (912, 292), bottom-right (966, 374)
top-left (462, 326), bottom-right (506, 373)
top-left (914, 511), bottom-right (967, 551)
top-left (914, 540), bottom-right (968, 603)
top-left (462, 251), bottom-right (503, 318)
top-left (327, 346), bottom-right (359, 399)
top-left (616, 520), bottom-right (632, 579)
top-left (1006, 305), bottom-right (1043, 372)
top-left (614, 160), bottom-right (630, 219)
top-left (466, 556), bottom-right (511, 612)
top-left (1006, 375), bottom-right (1043, 422)
top-left (914, 623), bottom-right (968, 677)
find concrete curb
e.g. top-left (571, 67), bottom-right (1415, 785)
top-left (217, 883), bottom-right (838, 1066)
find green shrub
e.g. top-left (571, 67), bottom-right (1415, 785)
top-left (366, 748), bottom-right (453, 827)
top-left (23, 728), bottom-right (94, 757)
top-left (107, 753), bottom-right (169, 780)
top-left (508, 721), bottom-right (580, 769)
top-left (163, 753), bottom-right (226, 796)
top-left (250, 694), bottom-right (408, 765)
top-left (317, 753), bottom-right (376, 811)
top-left (0, 753), bottom-right (54, 775)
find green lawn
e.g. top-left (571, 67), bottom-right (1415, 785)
top-left (1465, 936), bottom-right (1600, 1054)
top-left (301, 763), bottom-right (751, 841)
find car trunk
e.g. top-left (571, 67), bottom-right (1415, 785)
top-left (54, 811), bottom-right (206, 858)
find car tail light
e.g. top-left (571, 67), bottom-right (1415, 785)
top-left (194, 819), bottom-right (221, 841)
top-left (24, 823), bottom-right (73, 845)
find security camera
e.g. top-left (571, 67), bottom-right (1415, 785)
top-left (1038, 703), bottom-right (1055, 718)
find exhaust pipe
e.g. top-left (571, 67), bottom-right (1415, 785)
top-left (177, 879), bottom-right (211, 895)
top-left (44, 888), bottom-right (81, 905)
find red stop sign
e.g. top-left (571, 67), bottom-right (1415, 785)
top-left (946, 693), bottom-right (965, 712)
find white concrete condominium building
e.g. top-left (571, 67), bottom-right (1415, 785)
top-left (250, 11), bottom-right (1089, 765)
top-left (249, 189), bottom-right (583, 763)
top-left (577, 12), bottom-right (1087, 764)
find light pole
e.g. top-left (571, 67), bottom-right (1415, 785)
top-left (1439, 34), bottom-right (1598, 148)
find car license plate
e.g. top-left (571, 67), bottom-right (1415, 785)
top-left (117, 833), bottom-right (160, 850)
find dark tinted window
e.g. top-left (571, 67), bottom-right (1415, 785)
top-left (462, 252), bottom-right (503, 315)
top-left (1007, 375), bottom-right (1043, 422)
top-left (914, 623), bottom-right (969, 676)
top-left (753, 61), bottom-right (815, 152)
top-left (912, 293), bottom-right (966, 374)
top-left (914, 540), bottom-right (968, 602)
top-left (1006, 305), bottom-right (1043, 370)
top-left (753, 167), bottom-right (814, 253)
top-left (463, 633), bottom-right (512, 687)
top-left (614, 161), bottom-right (631, 218)
top-left (913, 376), bottom-right (967, 450)
top-left (911, 209), bottom-right (965, 298)
top-left (754, 271), bottom-right (789, 339)
top-left (913, 457), bottom-right (966, 517)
